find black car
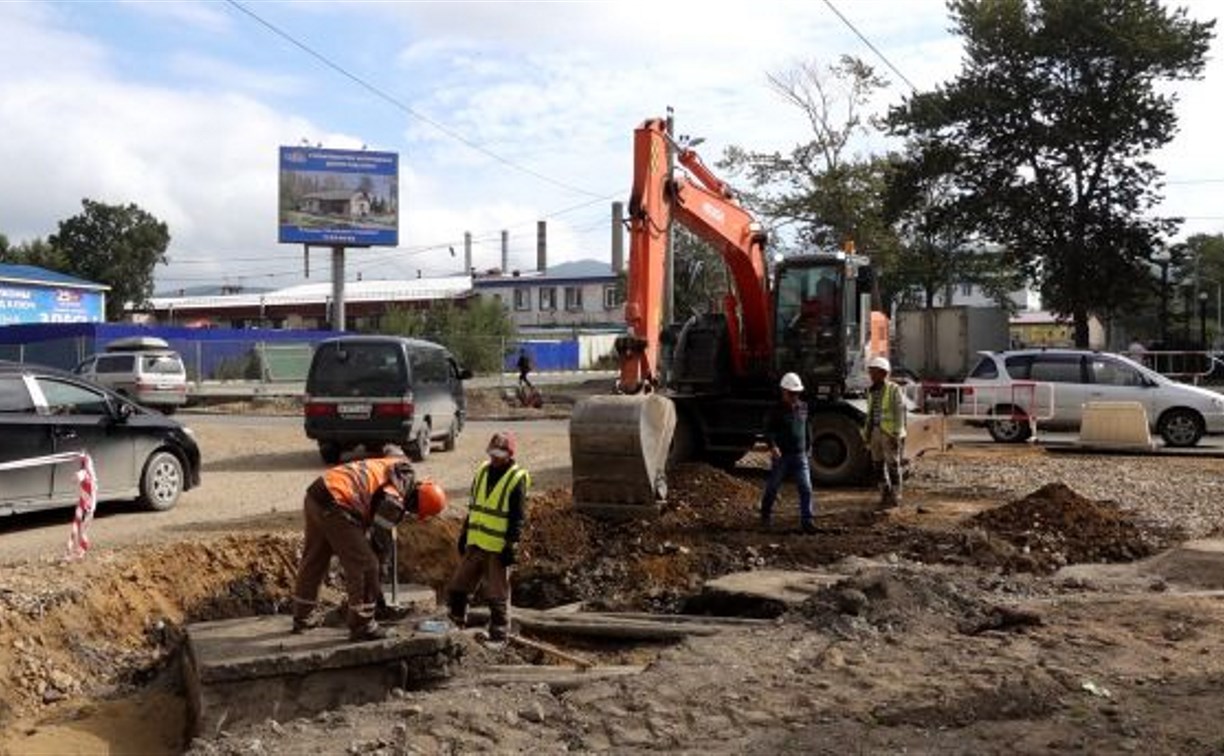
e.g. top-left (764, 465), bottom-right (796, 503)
top-left (0, 361), bottom-right (201, 516)
top-left (304, 336), bottom-right (471, 463)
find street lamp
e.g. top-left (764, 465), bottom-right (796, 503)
top-left (1199, 291), bottom-right (1209, 350)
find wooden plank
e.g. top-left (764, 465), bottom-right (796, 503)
top-left (508, 634), bottom-right (595, 669)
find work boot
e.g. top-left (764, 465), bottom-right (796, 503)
top-left (447, 591), bottom-right (469, 629)
top-left (759, 509), bottom-right (772, 529)
top-left (879, 488), bottom-right (899, 510)
top-left (349, 622), bottom-right (391, 643)
top-left (800, 520), bottom-right (817, 535)
top-left (488, 625), bottom-right (508, 642)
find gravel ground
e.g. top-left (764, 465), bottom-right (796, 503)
top-left (908, 446), bottom-right (1224, 539)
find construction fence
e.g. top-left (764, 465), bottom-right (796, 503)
top-left (0, 323), bottom-right (621, 383)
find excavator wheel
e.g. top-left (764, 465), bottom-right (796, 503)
top-left (570, 394), bottom-right (676, 519)
top-left (809, 412), bottom-right (871, 486)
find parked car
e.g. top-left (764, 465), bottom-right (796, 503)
top-left (303, 336), bottom-right (472, 464)
top-left (962, 349), bottom-right (1224, 446)
top-left (0, 361), bottom-right (201, 516)
top-left (74, 336), bottom-right (188, 413)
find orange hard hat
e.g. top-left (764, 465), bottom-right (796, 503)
top-left (414, 480), bottom-right (446, 520)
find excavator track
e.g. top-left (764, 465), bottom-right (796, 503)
top-left (569, 394), bottom-right (676, 518)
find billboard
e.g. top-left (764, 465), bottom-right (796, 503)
top-left (278, 147), bottom-right (399, 246)
top-left (0, 285), bottom-right (105, 325)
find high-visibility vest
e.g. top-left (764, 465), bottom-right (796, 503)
top-left (321, 457), bottom-right (402, 524)
top-left (466, 461), bottom-right (530, 553)
top-left (864, 381), bottom-right (907, 439)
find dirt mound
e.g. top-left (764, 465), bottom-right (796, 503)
top-left (797, 568), bottom-right (996, 636)
top-left (964, 483), bottom-right (1157, 573)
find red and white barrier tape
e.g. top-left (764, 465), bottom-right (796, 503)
top-left (66, 452), bottom-right (98, 560)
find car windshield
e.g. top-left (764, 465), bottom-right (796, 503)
top-left (142, 354), bottom-right (185, 375)
top-left (308, 342), bottom-right (406, 396)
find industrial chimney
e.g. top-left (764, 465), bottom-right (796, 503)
top-left (537, 220), bottom-right (547, 273)
top-left (611, 201), bottom-right (625, 273)
top-left (501, 230), bottom-right (509, 273)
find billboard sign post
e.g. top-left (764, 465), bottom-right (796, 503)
top-left (278, 147), bottom-right (399, 247)
top-left (279, 146), bottom-right (400, 331)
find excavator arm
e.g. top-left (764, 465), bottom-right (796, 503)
top-left (572, 117), bottom-right (773, 517)
top-left (619, 118), bottom-right (772, 391)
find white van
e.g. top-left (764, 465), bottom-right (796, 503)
top-left (74, 337), bottom-right (189, 413)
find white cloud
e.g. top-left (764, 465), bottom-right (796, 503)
top-left (0, 0), bottom-right (1220, 296)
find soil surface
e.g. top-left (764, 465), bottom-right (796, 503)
top-left (3, 410), bottom-right (1224, 754)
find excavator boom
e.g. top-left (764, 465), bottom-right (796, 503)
top-left (571, 117), bottom-right (775, 516)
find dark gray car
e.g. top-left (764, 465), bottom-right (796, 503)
top-left (0, 361), bottom-right (202, 516)
top-left (303, 336), bottom-right (471, 463)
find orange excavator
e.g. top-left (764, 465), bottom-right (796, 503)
top-left (569, 117), bottom-right (900, 517)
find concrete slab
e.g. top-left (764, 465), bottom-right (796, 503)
top-left (184, 615), bottom-right (460, 738)
top-left (1055, 538), bottom-right (1224, 592)
top-left (702, 569), bottom-right (842, 606)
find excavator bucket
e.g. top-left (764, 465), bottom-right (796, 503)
top-left (569, 394), bottom-right (676, 518)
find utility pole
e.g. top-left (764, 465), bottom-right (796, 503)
top-left (331, 245), bottom-right (346, 331)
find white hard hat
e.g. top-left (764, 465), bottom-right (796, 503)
top-left (779, 372), bottom-right (804, 392)
top-left (867, 355), bottom-right (891, 373)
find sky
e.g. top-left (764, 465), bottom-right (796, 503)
top-left (0, 0), bottom-right (1220, 294)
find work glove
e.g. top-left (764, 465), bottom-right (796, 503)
top-left (499, 542), bottom-right (519, 567)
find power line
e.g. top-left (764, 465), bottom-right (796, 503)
top-left (224, 0), bottom-right (602, 198)
top-left (820, 0), bottom-right (920, 93)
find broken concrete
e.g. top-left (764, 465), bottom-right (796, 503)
top-left (700, 569), bottom-right (843, 607)
top-left (183, 615), bottom-right (461, 738)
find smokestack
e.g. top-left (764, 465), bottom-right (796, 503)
top-left (464, 231), bottom-right (472, 276)
top-left (611, 201), bottom-right (625, 273)
top-left (537, 220), bottom-right (547, 273)
top-left (501, 230), bottom-right (509, 273)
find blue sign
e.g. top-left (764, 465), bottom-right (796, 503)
top-left (278, 147), bottom-right (399, 246)
top-left (0, 285), bottom-right (104, 325)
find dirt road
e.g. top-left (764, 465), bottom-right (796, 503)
top-left (5, 413), bottom-right (1224, 754)
top-left (0, 415), bottom-right (572, 564)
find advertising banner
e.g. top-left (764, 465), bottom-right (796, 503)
top-left (0, 285), bottom-right (105, 325)
top-left (278, 147), bottom-right (399, 246)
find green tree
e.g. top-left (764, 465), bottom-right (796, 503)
top-left (888, 0), bottom-right (1214, 347)
top-left (672, 227), bottom-right (730, 321)
top-left (379, 297), bottom-right (516, 374)
top-left (0, 234), bottom-right (67, 269)
top-left (719, 56), bottom-right (902, 304)
top-left (48, 199), bottom-right (171, 320)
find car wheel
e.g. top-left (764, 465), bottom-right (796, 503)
top-left (442, 418), bottom-right (458, 452)
top-left (1158, 408), bottom-right (1204, 447)
top-left (410, 423), bottom-right (432, 462)
top-left (988, 406), bottom-right (1032, 443)
top-left (140, 450), bottom-right (184, 511)
top-left (160, 406), bottom-right (177, 416)
top-left (318, 441), bottom-right (342, 464)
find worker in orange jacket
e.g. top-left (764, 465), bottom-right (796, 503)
top-left (291, 445), bottom-right (447, 642)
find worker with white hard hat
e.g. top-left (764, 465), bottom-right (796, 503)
top-left (863, 355), bottom-right (907, 508)
top-left (759, 372), bottom-right (817, 534)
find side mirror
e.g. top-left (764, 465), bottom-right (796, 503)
top-left (459, 368), bottom-right (473, 380)
top-left (113, 400), bottom-right (134, 422)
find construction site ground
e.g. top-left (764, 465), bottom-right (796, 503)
top-left (3, 385), bottom-right (1224, 754)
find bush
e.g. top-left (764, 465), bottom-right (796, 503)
top-left (378, 299), bottom-right (516, 375)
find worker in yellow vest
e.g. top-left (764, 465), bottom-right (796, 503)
top-left (447, 431), bottom-right (531, 642)
top-left (863, 355), bottom-right (907, 508)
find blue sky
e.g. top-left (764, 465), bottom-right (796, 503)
top-left (0, 0), bottom-right (1219, 293)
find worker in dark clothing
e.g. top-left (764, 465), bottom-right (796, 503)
top-left (516, 348), bottom-right (534, 390)
top-left (291, 446), bottom-right (447, 642)
top-left (447, 431), bottom-right (531, 642)
top-left (759, 372), bottom-right (816, 534)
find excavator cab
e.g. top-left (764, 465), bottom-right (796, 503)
top-left (773, 255), bottom-right (863, 397)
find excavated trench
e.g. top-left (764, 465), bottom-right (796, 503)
top-left (0, 470), bottom-right (1173, 752)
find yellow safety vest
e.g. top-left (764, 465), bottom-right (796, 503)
top-left (466, 461), bottom-right (530, 553)
top-left (864, 381), bottom-right (907, 439)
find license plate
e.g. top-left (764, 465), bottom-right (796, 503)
top-left (338, 403), bottom-right (371, 418)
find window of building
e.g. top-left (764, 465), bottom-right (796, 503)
top-left (603, 286), bottom-right (619, 309)
top-left (539, 287), bottom-right (557, 311)
top-left (514, 288), bottom-right (531, 311)
top-left (565, 286), bottom-right (583, 311)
